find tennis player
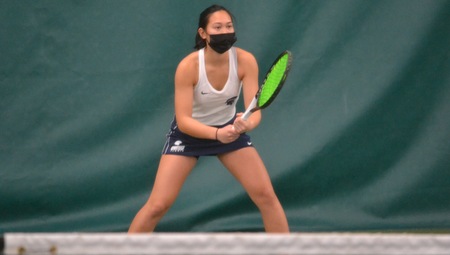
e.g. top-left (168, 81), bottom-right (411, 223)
top-left (128, 4), bottom-right (289, 233)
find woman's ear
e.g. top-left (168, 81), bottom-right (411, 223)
top-left (198, 28), bottom-right (207, 40)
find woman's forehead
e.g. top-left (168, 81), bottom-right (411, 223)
top-left (208, 10), bottom-right (232, 24)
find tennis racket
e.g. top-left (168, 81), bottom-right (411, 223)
top-left (241, 50), bottom-right (293, 121)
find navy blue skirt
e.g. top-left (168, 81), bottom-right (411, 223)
top-left (161, 117), bottom-right (253, 157)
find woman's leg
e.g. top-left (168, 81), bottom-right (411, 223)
top-left (128, 155), bottom-right (197, 233)
top-left (218, 147), bottom-right (289, 233)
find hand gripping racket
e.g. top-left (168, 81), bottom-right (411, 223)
top-left (241, 50), bottom-right (293, 121)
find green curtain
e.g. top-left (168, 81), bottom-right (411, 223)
top-left (1, 0), bottom-right (449, 233)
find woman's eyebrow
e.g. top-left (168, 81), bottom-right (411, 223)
top-left (211, 21), bottom-right (233, 25)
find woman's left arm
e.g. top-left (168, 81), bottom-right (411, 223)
top-left (233, 48), bottom-right (261, 133)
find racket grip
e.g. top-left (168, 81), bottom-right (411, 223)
top-left (232, 97), bottom-right (256, 131)
top-left (241, 109), bottom-right (252, 120)
top-left (232, 108), bottom-right (251, 132)
top-left (241, 97), bottom-right (257, 121)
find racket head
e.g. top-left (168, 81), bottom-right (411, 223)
top-left (257, 51), bottom-right (293, 109)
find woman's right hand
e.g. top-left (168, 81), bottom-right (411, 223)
top-left (216, 125), bottom-right (240, 144)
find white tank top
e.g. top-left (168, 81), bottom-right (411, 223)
top-left (192, 47), bottom-right (242, 126)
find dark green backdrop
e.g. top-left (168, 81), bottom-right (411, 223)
top-left (1, 0), bottom-right (449, 233)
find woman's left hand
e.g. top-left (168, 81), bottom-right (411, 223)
top-left (232, 113), bottom-right (251, 134)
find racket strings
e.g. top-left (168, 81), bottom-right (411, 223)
top-left (258, 54), bottom-right (289, 107)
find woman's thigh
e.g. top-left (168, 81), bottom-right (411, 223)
top-left (146, 155), bottom-right (198, 205)
top-left (218, 147), bottom-right (276, 198)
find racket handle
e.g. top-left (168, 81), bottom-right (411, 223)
top-left (232, 110), bottom-right (250, 132)
top-left (232, 97), bottom-right (256, 132)
top-left (232, 109), bottom-right (251, 132)
top-left (241, 97), bottom-right (257, 121)
top-left (241, 108), bottom-right (252, 120)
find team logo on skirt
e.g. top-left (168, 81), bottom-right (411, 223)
top-left (170, 140), bottom-right (185, 152)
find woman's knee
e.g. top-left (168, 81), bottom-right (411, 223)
top-left (144, 201), bottom-right (171, 219)
top-left (250, 187), bottom-right (280, 208)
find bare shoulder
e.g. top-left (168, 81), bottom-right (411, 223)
top-left (236, 47), bottom-right (257, 65)
top-left (177, 51), bottom-right (198, 72)
top-left (235, 47), bottom-right (258, 80)
top-left (175, 51), bottom-right (199, 84)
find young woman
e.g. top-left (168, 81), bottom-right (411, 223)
top-left (128, 5), bottom-right (289, 233)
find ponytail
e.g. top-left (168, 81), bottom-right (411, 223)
top-left (194, 33), bottom-right (206, 50)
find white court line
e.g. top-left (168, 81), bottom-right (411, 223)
top-left (4, 232), bottom-right (450, 255)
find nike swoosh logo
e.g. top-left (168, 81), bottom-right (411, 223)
top-left (201, 91), bottom-right (210, 95)
top-left (247, 142), bottom-right (252, 146)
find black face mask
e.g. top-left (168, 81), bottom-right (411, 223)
top-left (208, 32), bottom-right (237, 54)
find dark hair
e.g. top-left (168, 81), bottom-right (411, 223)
top-left (194, 5), bottom-right (235, 50)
